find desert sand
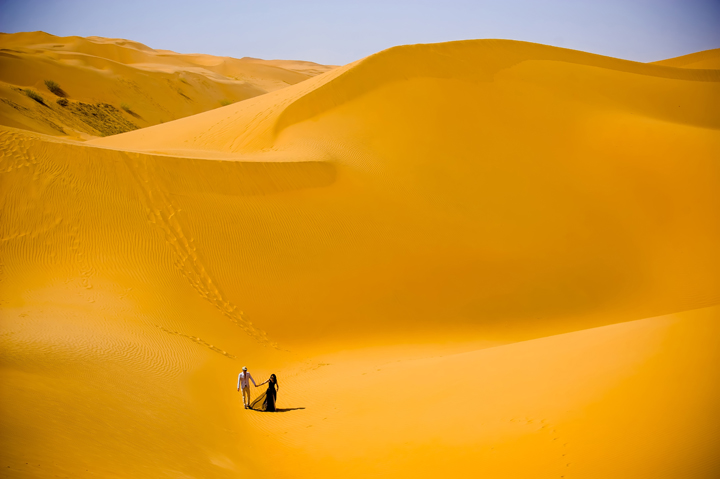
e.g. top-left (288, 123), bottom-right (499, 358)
top-left (0, 31), bottom-right (335, 139)
top-left (1, 39), bottom-right (719, 478)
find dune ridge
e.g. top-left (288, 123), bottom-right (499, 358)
top-left (2, 38), bottom-right (720, 477)
top-left (91, 40), bottom-right (720, 157)
top-left (652, 48), bottom-right (720, 69)
top-left (273, 40), bottom-right (720, 139)
top-left (0, 31), bottom-right (335, 139)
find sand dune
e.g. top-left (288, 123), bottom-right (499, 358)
top-left (1, 39), bottom-right (719, 477)
top-left (91, 40), bottom-right (720, 343)
top-left (0, 31), bottom-right (335, 139)
top-left (652, 48), bottom-right (720, 69)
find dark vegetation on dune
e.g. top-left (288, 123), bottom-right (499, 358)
top-left (44, 79), bottom-right (67, 97)
top-left (7, 86), bottom-right (140, 136)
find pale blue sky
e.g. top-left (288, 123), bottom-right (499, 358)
top-left (1, 0), bottom-right (718, 65)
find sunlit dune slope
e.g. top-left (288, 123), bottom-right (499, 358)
top-left (0, 31), bottom-right (335, 139)
top-left (3, 273), bottom-right (718, 478)
top-left (1, 39), bottom-right (719, 478)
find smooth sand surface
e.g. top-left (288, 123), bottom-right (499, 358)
top-left (652, 48), bottom-right (720, 69)
top-left (1, 40), bottom-right (719, 477)
top-left (0, 31), bottom-right (335, 139)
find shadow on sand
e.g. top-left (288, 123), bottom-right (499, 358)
top-left (250, 407), bottom-right (306, 413)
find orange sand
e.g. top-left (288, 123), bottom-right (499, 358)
top-left (1, 40), bottom-right (719, 478)
top-left (0, 31), bottom-right (334, 139)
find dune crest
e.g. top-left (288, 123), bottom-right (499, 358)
top-left (92, 40), bottom-right (720, 156)
top-left (1, 39), bottom-right (719, 477)
top-left (652, 48), bottom-right (720, 69)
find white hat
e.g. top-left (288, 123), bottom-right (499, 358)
top-left (242, 366), bottom-right (247, 371)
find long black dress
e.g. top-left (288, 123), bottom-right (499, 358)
top-left (250, 379), bottom-right (278, 412)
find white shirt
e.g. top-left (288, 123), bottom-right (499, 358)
top-left (237, 371), bottom-right (256, 389)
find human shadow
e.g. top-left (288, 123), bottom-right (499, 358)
top-left (250, 407), bottom-right (306, 413)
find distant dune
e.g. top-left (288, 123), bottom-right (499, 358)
top-left (0, 31), bottom-right (336, 139)
top-left (652, 48), bottom-right (720, 69)
top-left (1, 39), bottom-right (719, 478)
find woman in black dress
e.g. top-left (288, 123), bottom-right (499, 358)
top-left (250, 374), bottom-right (279, 412)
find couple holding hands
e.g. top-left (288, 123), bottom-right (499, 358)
top-left (237, 366), bottom-right (279, 412)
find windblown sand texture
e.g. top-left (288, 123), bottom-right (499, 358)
top-left (0, 31), bottom-right (335, 139)
top-left (1, 39), bottom-right (720, 478)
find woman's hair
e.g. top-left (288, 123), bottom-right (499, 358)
top-left (270, 374), bottom-right (278, 387)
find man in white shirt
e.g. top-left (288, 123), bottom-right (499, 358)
top-left (237, 366), bottom-right (256, 409)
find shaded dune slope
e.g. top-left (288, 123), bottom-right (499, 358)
top-left (2, 40), bottom-right (719, 478)
top-left (91, 40), bottom-right (720, 344)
